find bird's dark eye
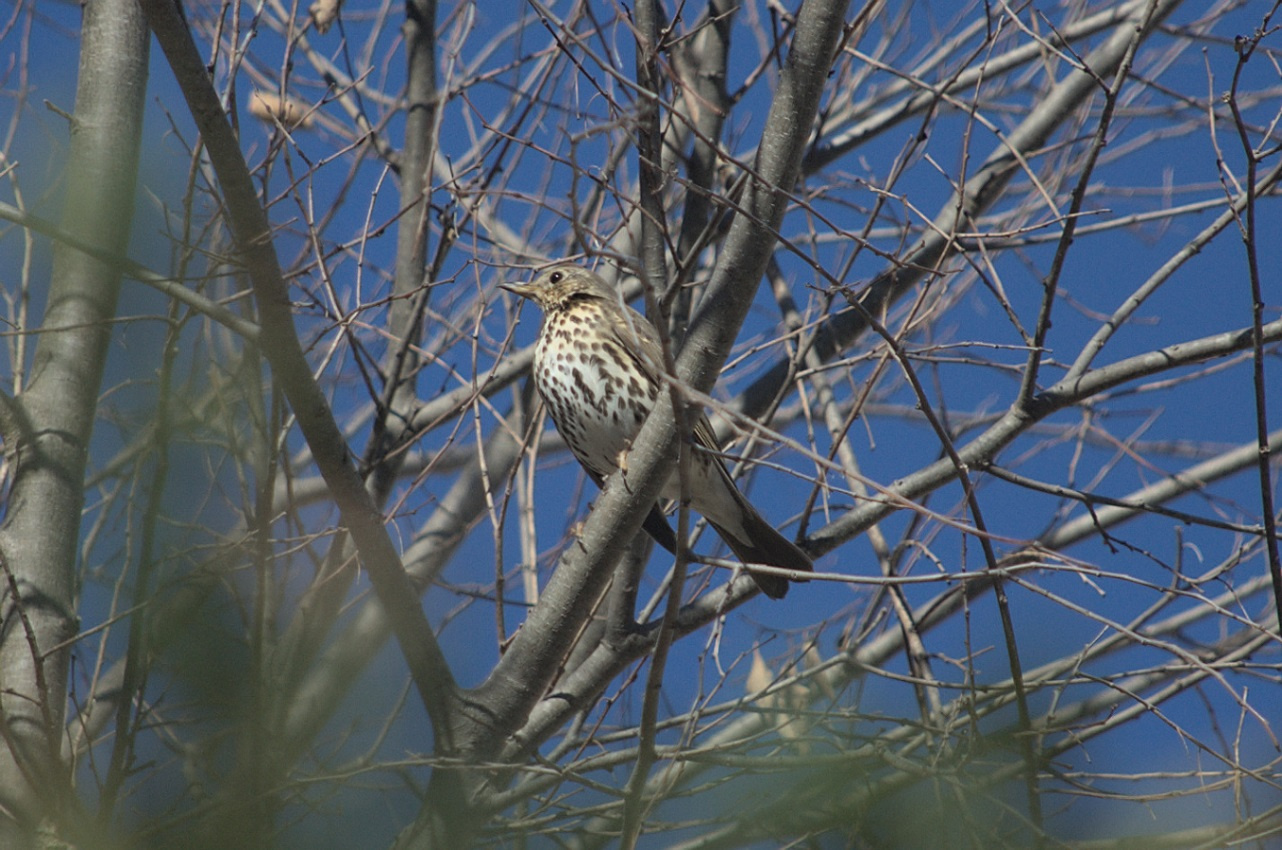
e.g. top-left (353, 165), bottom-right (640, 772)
top-left (549, 271), bottom-right (563, 284)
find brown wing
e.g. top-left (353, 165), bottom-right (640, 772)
top-left (589, 305), bottom-right (681, 553)
top-left (603, 301), bottom-right (740, 490)
top-left (603, 303), bottom-right (666, 387)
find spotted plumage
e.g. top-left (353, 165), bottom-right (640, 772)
top-left (501, 264), bottom-right (812, 598)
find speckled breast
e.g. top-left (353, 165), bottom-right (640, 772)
top-left (533, 303), bottom-right (658, 479)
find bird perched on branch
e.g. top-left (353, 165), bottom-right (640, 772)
top-left (501, 264), bottom-right (812, 598)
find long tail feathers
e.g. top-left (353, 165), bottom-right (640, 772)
top-left (639, 498), bottom-right (812, 600)
top-left (709, 510), bottom-right (812, 599)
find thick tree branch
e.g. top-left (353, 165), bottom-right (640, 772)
top-left (0, 0), bottom-right (148, 842)
top-left (459, 0), bottom-right (855, 766)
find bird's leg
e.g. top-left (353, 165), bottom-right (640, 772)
top-left (615, 446), bottom-right (631, 491)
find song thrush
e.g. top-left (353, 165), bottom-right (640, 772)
top-left (501, 264), bottom-right (812, 598)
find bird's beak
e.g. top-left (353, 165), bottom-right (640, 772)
top-left (499, 281), bottom-right (536, 299)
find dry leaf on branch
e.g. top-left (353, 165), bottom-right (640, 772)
top-left (248, 91), bottom-right (314, 130)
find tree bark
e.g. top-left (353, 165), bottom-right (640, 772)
top-left (0, 0), bottom-right (148, 844)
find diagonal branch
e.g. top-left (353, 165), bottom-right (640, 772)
top-left (138, 0), bottom-right (460, 749)
top-left (460, 0), bottom-right (855, 766)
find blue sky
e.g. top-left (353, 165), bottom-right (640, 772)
top-left (6, 1), bottom-right (1281, 846)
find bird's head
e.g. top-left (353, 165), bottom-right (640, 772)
top-left (500, 264), bottom-right (614, 311)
